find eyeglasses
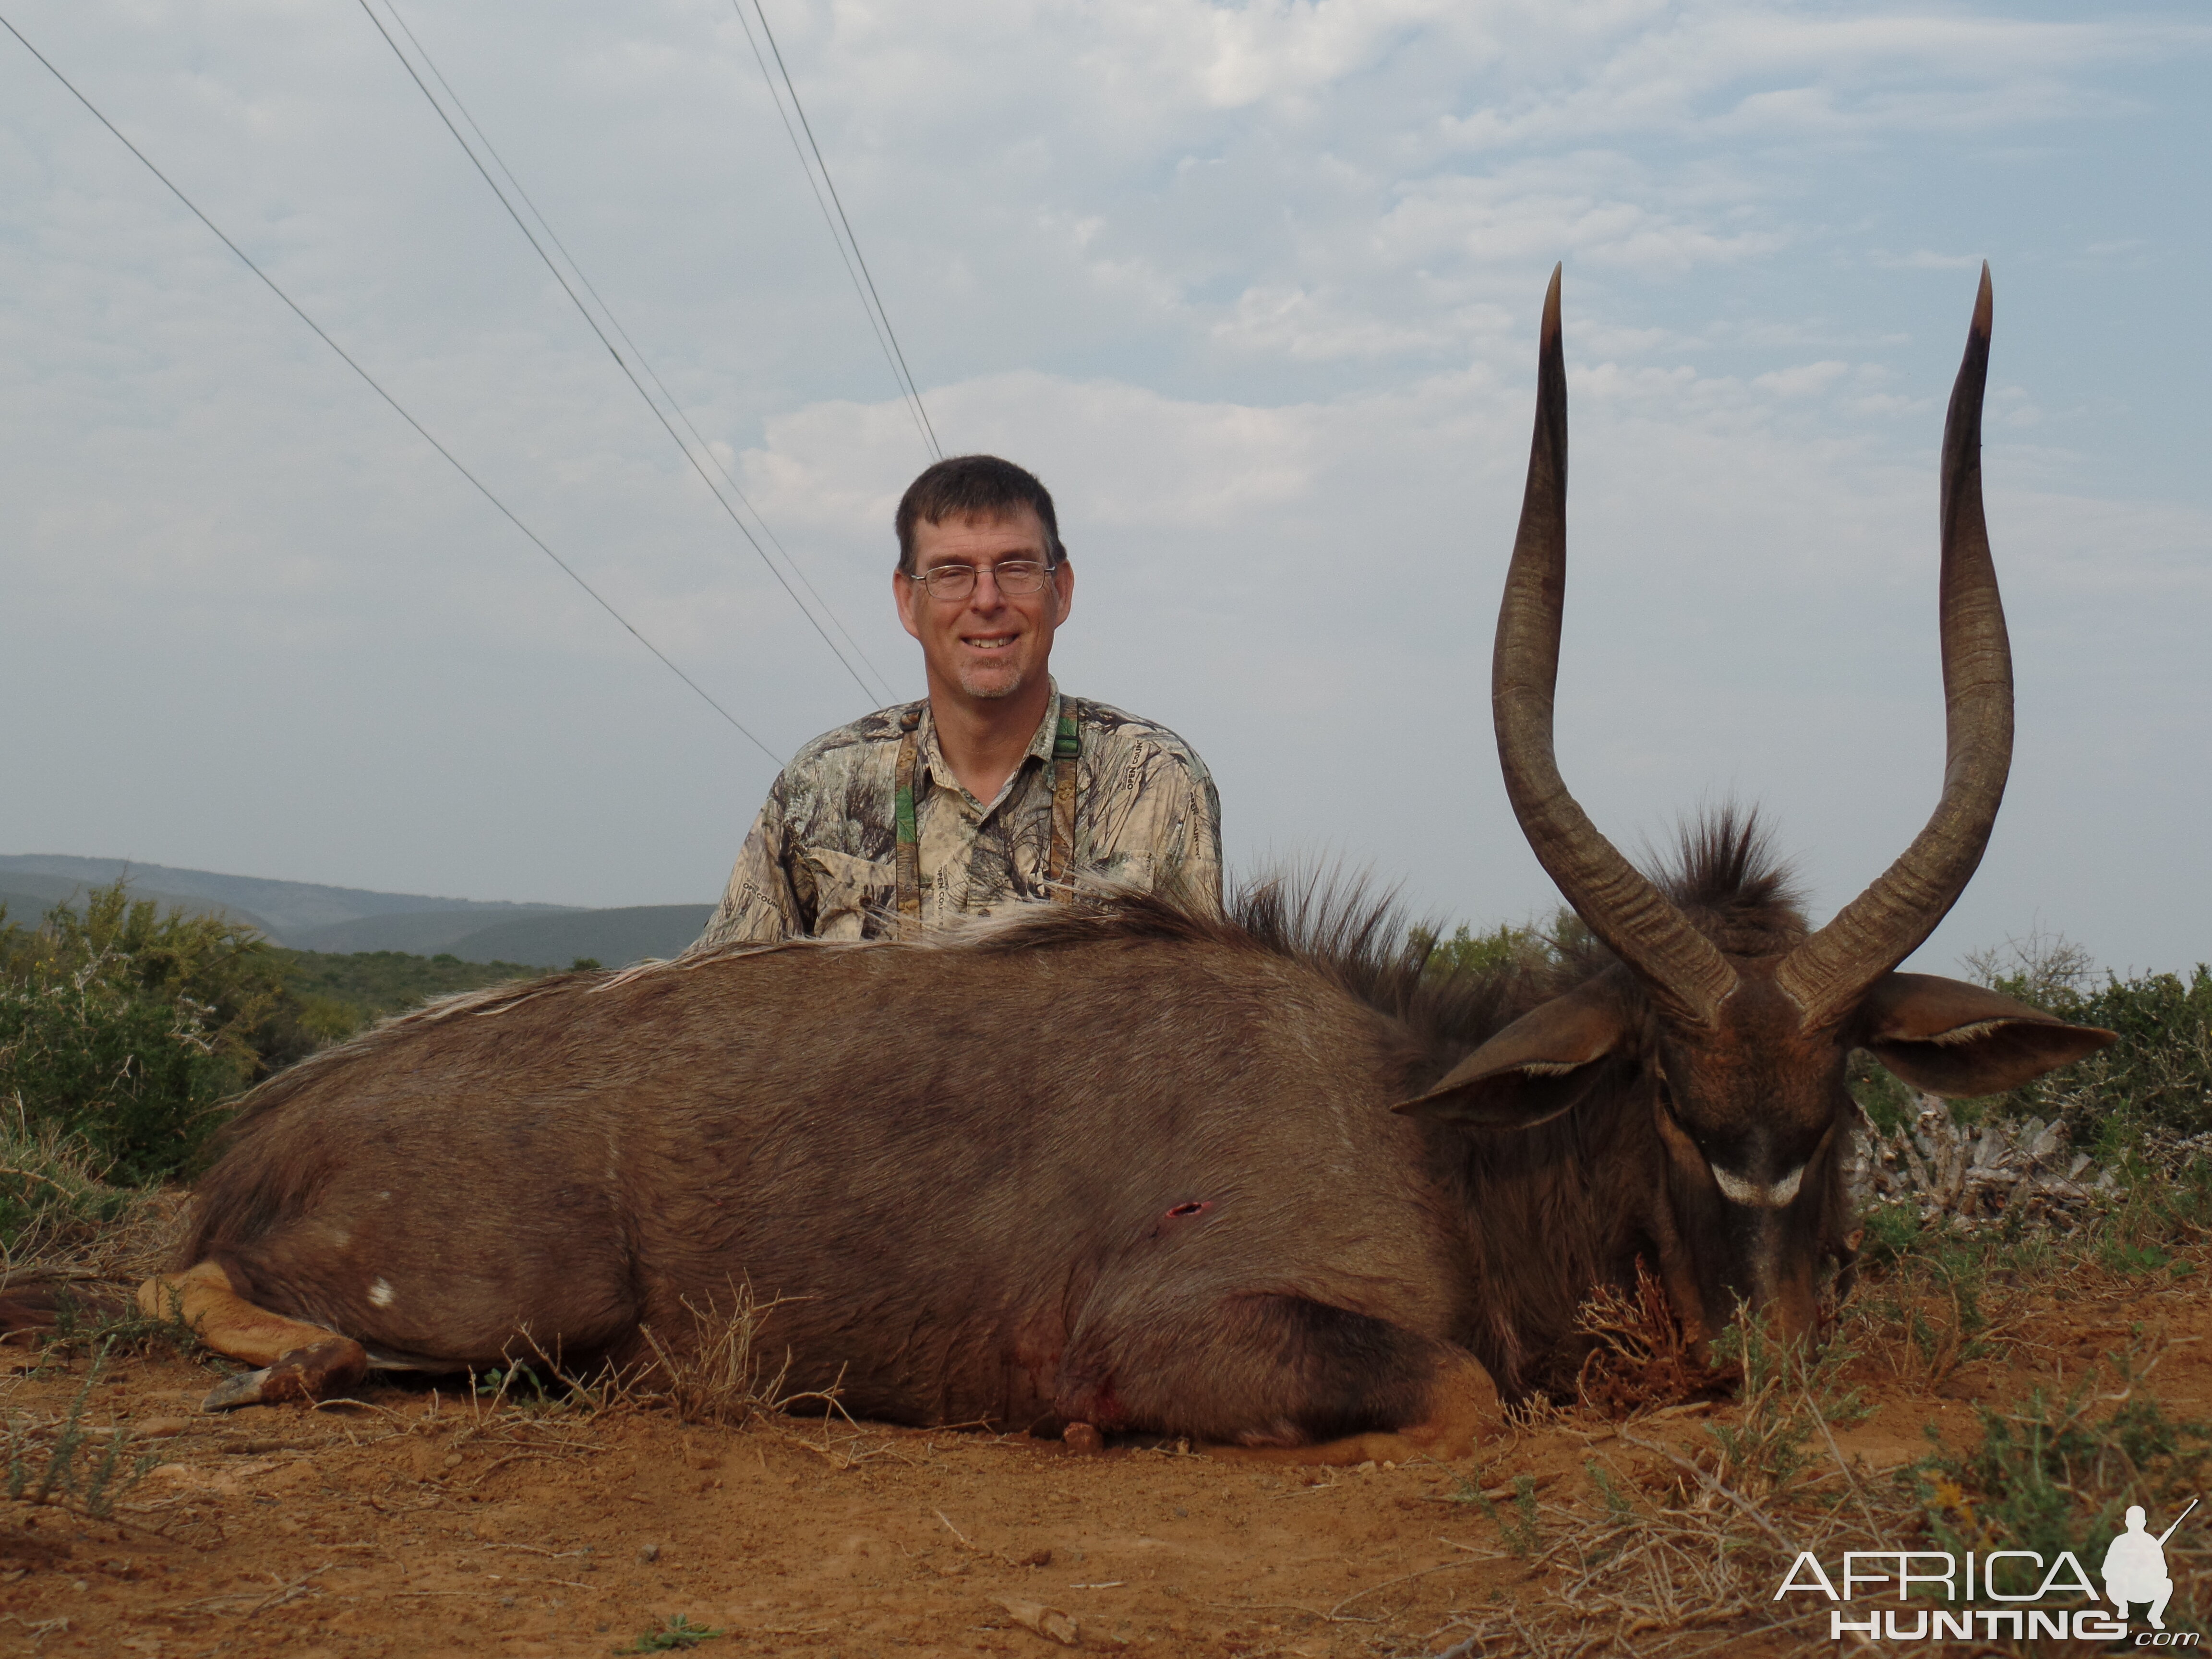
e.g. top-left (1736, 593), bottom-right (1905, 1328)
top-left (910, 559), bottom-right (1055, 601)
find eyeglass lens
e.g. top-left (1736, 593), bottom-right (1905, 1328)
top-left (919, 561), bottom-right (1050, 598)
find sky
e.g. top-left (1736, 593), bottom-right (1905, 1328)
top-left (3, 0), bottom-right (2208, 975)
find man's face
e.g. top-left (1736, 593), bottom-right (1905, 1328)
top-left (895, 505), bottom-right (1075, 706)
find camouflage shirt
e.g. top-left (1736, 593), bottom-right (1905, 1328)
top-left (697, 683), bottom-right (1222, 945)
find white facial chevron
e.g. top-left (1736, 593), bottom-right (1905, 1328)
top-left (1711, 1162), bottom-right (1805, 1209)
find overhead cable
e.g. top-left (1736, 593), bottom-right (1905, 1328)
top-left (358, 0), bottom-right (892, 709)
top-left (0, 10), bottom-right (781, 764)
top-left (734, 0), bottom-right (942, 461)
top-left (378, 0), bottom-right (895, 706)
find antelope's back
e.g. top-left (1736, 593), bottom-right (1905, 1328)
top-left (180, 931), bottom-right (1464, 1357)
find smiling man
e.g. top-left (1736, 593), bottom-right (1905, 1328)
top-left (697, 455), bottom-right (1222, 945)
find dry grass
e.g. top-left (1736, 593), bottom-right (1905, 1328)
top-left (1422, 1379), bottom-right (1904, 1656)
top-left (1574, 1259), bottom-right (1736, 1419)
top-left (628, 1286), bottom-right (920, 1473)
top-left (0, 1094), bottom-right (182, 1286)
top-left (636, 1282), bottom-right (845, 1431)
top-left (1, 1099), bottom-right (190, 1367)
top-left (1419, 1235), bottom-right (2212, 1658)
top-left (638, 1284), bottom-right (795, 1429)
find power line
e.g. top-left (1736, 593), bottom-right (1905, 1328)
top-left (380, 0), bottom-right (895, 703)
top-left (357, 0), bottom-right (892, 709)
top-left (368, 0), bottom-right (891, 707)
top-left (734, 0), bottom-right (941, 461)
top-left (0, 9), bottom-right (781, 766)
top-left (729, 0), bottom-right (922, 449)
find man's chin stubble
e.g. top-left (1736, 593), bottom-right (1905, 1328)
top-left (953, 666), bottom-right (1024, 700)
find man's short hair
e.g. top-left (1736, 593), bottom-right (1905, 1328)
top-left (895, 455), bottom-right (1065, 574)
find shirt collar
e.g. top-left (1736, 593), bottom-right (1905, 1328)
top-left (915, 680), bottom-right (1062, 815)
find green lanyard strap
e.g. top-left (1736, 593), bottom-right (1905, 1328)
top-left (1046, 702), bottom-right (1082, 900)
top-left (893, 707), bottom-right (925, 940)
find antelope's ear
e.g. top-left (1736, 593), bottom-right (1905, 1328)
top-left (1396, 982), bottom-right (1630, 1129)
top-left (1859, 972), bottom-right (2116, 1097)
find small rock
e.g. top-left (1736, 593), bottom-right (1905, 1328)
top-left (133, 1418), bottom-right (192, 1440)
top-left (443, 1452), bottom-right (463, 1469)
top-left (1062, 1422), bottom-right (1104, 1456)
top-left (637, 1542), bottom-right (661, 1564)
top-left (1010, 1546), bottom-right (1052, 1568)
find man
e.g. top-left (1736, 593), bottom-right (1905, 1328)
top-left (2101, 1504), bottom-right (2176, 1630)
top-left (697, 455), bottom-right (1221, 945)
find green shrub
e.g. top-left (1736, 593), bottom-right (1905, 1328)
top-left (613, 1615), bottom-right (725, 1654)
top-left (2061, 966), bottom-right (2212, 1143)
top-left (0, 884), bottom-right (328, 1182)
top-left (1848, 1050), bottom-right (1916, 1134)
top-left (3, 1344), bottom-right (160, 1517)
top-left (1411, 920), bottom-right (1541, 979)
top-left (1702, 1316), bottom-right (1868, 1501)
top-left (0, 884), bottom-right (559, 1200)
top-left (0, 883), bottom-right (553, 1196)
top-left (272, 947), bottom-right (536, 1035)
top-left (1954, 931), bottom-right (2212, 1145)
top-left (1911, 1362), bottom-right (2212, 1597)
top-left (1411, 906), bottom-right (1589, 983)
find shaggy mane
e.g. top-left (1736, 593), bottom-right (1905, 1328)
top-left (1658, 807), bottom-right (1808, 959)
top-left (1231, 870), bottom-right (1532, 1056)
top-left (956, 811), bottom-right (1805, 1048)
top-left (952, 869), bottom-right (1532, 1057)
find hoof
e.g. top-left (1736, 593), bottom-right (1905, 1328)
top-left (200, 1337), bottom-right (368, 1412)
top-left (201, 1367), bottom-right (283, 1411)
top-left (1062, 1421), bottom-right (1105, 1455)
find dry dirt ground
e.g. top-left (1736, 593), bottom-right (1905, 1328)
top-left (4, 1274), bottom-right (2209, 1659)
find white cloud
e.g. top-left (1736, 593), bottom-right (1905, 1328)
top-left (1209, 283), bottom-right (1460, 361)
top-left (1377, 169), bottom-right (1787, 276)
top-left (1752, 359), bottom-right (1849, 397)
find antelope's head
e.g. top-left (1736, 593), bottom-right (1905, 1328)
top-left (1403, 267), bottom-right (2113, 1342)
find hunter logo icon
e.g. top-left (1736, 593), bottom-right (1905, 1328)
top-left (2104, 1500), bottom-right (2195, 1630)
top-left (1777, 1494), bottom-right (2203, 1643)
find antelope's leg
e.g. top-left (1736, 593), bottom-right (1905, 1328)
top-left (1058, 1292), bottom-right (1501, 1467)
top-left (138, 1261), bottom-right (369, 1411)
top-left (1204, 1353), bottom-right (1499, 1467)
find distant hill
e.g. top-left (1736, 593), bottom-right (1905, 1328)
top-left (0, 854), bottom-right (710, 968)
top-left (0, 854), bottom-right (578, 946)
top-left (285, 905), bottom-right (713, 965)
top-left (286, 911), bottom-right (547, 956)
top-left (441, 905), bottom-right (714, 969)
top-left (0, 870), bottom-right (273, 933)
